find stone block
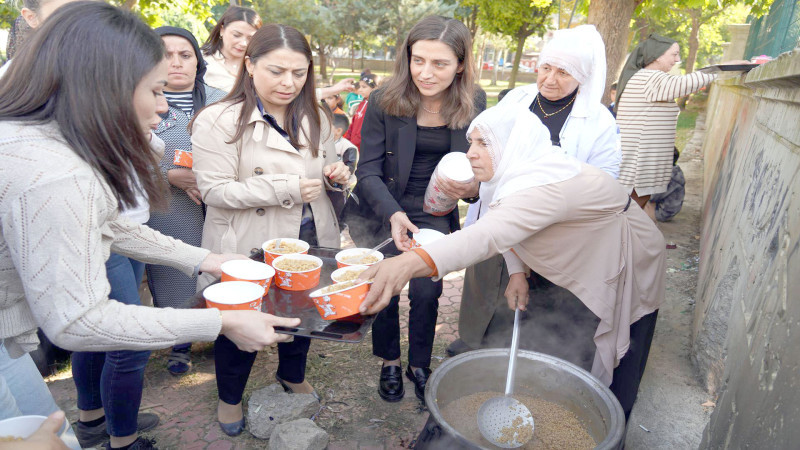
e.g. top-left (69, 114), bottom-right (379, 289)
top-left (247, 384), bottom-right (320, 439)
top-left (268, 418), bottom-right (329, 450)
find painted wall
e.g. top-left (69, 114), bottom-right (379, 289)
top-left (693, 50), bottom-right (800, 447)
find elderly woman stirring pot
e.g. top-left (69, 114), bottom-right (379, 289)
top-left (448, 25), bottom-right (621, 358)
top-left (359, 104), bottom-right (665, 421)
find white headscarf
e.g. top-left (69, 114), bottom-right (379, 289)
top-left (468, 103), bottom-right (581, 218)
top-left (537, 24), bottom-right (606, 116)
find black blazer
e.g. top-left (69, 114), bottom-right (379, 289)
top-left (346, 88), bottom-right (487, 245)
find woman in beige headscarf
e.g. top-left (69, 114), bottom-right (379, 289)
top-left (359, 103), bottom-right (666, 420)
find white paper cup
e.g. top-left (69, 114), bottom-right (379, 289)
top-left (411, 229), bottom-right (446, 248)
top-left (0, 415), bottom-right (81, 449)
top-left (438, 152), bottom-right (475, 182)
top-left (203, 281), bottom-right (265, 311)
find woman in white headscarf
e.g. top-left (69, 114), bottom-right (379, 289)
top-left (359, 104), bottom-right (666, 419)
top-left (447, 24), bottom-right (621, 358)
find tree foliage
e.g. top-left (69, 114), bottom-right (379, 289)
top-left (467, 0), bottom-right (556, 88)
top-left (633, 0), bottom-right (774, 73)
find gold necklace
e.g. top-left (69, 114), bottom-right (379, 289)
top-left (422, 104), bottom-right (440, 114)
top-left (536, 94), bottom-right (575, 118)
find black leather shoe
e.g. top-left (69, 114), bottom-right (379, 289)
top-left (405, 366), bottom-right (432, 401)
top-left (446, 339), bottom-right (475, 357)
top-left (75, 413), bottom-right (159, 448)
top-left (378, 364), bottom-right (404, 402)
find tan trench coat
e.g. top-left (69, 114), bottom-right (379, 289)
top-left (192, 101), bottom-right (347, 285)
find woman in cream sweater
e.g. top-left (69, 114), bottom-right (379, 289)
top-left (0, 3), bottom-right (298, 443)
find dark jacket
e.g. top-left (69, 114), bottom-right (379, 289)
top-left (345, 87), bottom-right (486, 247)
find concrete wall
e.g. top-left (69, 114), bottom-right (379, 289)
top-left (693, 49), bottom-right (800, 448)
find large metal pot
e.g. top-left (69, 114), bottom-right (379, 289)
top-left (420, 349), bottom-right (625, 449)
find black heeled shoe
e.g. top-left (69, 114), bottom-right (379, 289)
top-left (218, 417), bottom-right (245, 437)
top-left (379, 364), bottom-right (405, 402)
top-left (405, 366), bottom-right (432, 401)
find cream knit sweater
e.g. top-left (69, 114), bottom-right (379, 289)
top-left (0, 121), bottom-right (222, 358)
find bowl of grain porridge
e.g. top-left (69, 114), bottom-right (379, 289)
top-left (330, 265), bottom-right (369, 283)
top-left (335, 248), bottom-right (384, 268)
top-left (262, 238), bottom-right (309, 264)
top-left (271, 254), bottom-right (323, 291)
top-left (422, 349), bottom-right (625, 450)
top-left (308, 279), bottom-right (371, 320)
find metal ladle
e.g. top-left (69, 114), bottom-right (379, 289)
top-left (477, 300), bottom-right (534, 448)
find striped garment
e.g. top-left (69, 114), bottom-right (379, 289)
top-left (617, 69), bottom-right (715, 196)
top-left (164, 91), bottom-right (194, 115)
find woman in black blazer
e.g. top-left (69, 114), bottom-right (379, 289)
top-left (346, 15), bottom-right (486, 403)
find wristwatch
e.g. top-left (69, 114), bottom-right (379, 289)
top-left (462, 194), bottom-right (480, 204)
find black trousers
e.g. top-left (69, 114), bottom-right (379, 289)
top-left (371, 193), bottom-right (451, 368)
top-left (214, 334), bottom-right (311, 406)
top-left (609, 309), bottom-right (659, 420)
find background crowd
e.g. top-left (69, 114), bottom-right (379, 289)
top-left (0, 1), bottom-right (738, 449)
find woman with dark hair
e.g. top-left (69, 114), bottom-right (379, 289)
top-left (201, 6), bottom-right (261, 92)
top-left (347, 15), bottom-right (486, 403)
top-left (191, 23), bottom-right (352, 437)
top-left (0, 3), bottom-right (299, 449)
top-left (144, 27), bottom-right (227, 377)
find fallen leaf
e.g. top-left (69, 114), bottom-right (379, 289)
top-left (702, 401), bottom-right (716, 407)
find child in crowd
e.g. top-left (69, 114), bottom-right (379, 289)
top-left (344, 74), bottom-right (377, 149)
top-left (608, 82), bottom-right (618, 116)
top-left (331, 113), bottom-right (358, 223)
top-left (322, 88), bottom-right (345, 115)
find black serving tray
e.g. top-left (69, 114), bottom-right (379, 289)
top-left (183, 246), bottom-right (374, 343)
top-left (697, 63), bottom-right (760, 73)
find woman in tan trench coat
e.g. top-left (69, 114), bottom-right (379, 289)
top-left (191, 24), bottom-right (352, 437)
top-left (359, 104), bottom-right (665, 420)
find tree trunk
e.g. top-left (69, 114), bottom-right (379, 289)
top-left (490, 46), bottom-right (499, 86)
top-left (677, 8), bottom-right (702, 110)
top-left (685, 8), bottom-right (701, 74)
top-left (468, 7), bottom-right (479, 41)
top-left (318, 45), bottom-right (328, 79)
top-left (634, 15), bottom-right (649, 42)
top-left (350, 41), bottom-right (355, 71)
top-left (476, 35), bottom-right (486, 83)
top-left (122, 0), bottom-right (138, 10)
top-left (508, 30), bottom-right (528, 89)
top-left (587, 0), bottom-right (641, 103)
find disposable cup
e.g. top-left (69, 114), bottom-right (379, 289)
top-left (221, 260), bottom-right (275, 292)
top-left (203, 281), bottom-right (265, 311)
top-left (410, 228), bottom-right (446, 248)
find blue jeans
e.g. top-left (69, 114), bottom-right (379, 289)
top-left (71, 253), bottom-right (150, 437)
top-left (0, 341), bottom-right (59, 420)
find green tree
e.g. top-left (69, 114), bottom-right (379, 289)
top-left (470, 0), bottom-right (556, 89)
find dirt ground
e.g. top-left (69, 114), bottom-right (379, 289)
top-left (45, 128), bottom-right (714, 449)
top-left (623, 139), bottom-right (715, 449)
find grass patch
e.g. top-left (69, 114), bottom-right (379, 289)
top-left (675, 110), bottom-right (699, 152)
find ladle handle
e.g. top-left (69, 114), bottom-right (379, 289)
top-left (505, 303), bottom-right (522, 396)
